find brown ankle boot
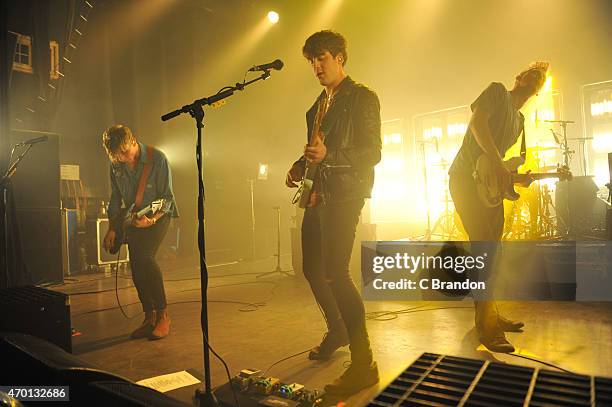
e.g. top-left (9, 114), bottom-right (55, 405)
top-left (150, 308), bottom-right (171, 340)
top-left (131, 310), bottom-right (156, 339)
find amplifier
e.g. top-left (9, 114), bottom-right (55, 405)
top-left (0, 286), bottom-right (71, 353)
top-left (87, 218), bottom-right (129, 265)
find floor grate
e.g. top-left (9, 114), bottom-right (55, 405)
top-left (368, 353), bottom-right (612, 407)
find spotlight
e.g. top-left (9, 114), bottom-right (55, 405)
top-left (258, 163), bottom-right (269, 180)
top-left (267, 11), bottom-right (279, 24)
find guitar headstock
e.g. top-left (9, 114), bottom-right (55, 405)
top-left (150, 199), bottom-right (165, 214)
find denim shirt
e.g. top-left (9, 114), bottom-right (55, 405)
top-left (107, 143), bottom-right (179, 220)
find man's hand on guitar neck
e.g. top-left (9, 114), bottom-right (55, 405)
top-left (304, 133), bottom-right (327, 164)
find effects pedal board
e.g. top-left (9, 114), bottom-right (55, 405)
top-left (215, 368), bottom-right (324, 407)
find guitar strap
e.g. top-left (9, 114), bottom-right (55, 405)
top-left (519, 122), bottom-right (526, 163)
top-left (134, 146), bottom-right (154, 211)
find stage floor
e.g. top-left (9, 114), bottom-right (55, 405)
top-left (51, 257), bottom-right (612, 406)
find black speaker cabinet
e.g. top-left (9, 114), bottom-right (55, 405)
top-left (9, 130), bottom-right (62, 284)
top-left (556, 176), bottom-right (599, 237)
top-left (0, 286), bottom-right (71, 352)
top-left (15, 207), bottom-right (63, 283)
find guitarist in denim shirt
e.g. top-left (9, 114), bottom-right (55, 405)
top-left (102, 124), bottom-right (179, 340)
top-left (285, 30), bottom-right (381, 397)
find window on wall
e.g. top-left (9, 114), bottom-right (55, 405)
top-left (50, 40), bottom-right (60, 79)
top-left (12, 33), bottom-right (33, 74)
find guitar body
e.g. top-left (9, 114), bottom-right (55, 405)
top-left (108, 199), bottom-right (165, 255)
top-left (474, 154), bottom-right (572, 208)
top-left (297, 165), bottom-right (318, 209)
top-left (473, 155), bottom-right (512, 208)
top-left (109, 207), bottom-right (131, 255)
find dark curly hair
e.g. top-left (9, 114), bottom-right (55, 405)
top-left (302, 30), bottom-right (348, 66)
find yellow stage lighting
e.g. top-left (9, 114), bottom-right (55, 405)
top-left (592, 131), bottom-right (612, 153)
top-left (258, 163), bottom-right (269, 180)
top-left (267, 11), bottom-right (279, 24)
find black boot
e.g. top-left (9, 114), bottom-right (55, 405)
top-left (324, 361), bottom-right (379, 396)
top-left (308, 326), bottom-right (349, 360)
top-left (498, 315), bottom-right (524, 332)
top-left (479, 328), bottom-right (515, 353)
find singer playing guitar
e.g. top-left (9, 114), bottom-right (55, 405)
top-left (285, 30), bottom-right (381, 397)
top-left (448, 62), bottom-right (550, 353)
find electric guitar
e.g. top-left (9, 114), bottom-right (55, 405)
top-left (474, 154), bottom-right (572, 208)
top-left (108, 199), bottom-right (165, 254)
top-left (293, 98), bottom-right (328, 208)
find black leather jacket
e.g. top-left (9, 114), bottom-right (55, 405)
top-left (293, 76), bottom-right (382, 204)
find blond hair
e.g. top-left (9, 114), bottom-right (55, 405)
top-left (102, 124), bottom-right (136, 162)
top-left (518, 61), bottom-right (550, 92)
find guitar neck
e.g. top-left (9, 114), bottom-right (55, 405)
top-left (512, 173), bottom-right (562, 182)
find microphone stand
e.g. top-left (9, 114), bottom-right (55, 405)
top-left (161, 69), bottom-right (273, 407)
top-left (2, 143), bottom-right (34, 288)
top-left (544, 120), bottom-right (575, 170)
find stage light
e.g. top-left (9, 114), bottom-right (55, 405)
top-left (447, 123), bottom-right (467, 137)
top-left (591, 99), bottom-right (612, 117)
top-left (258, 163), bottom-right (269, 180)
top-left (383, 133), bottom-right (402, 145)
top-left (267, 11), bottom-right (279, 24)
top-left (593, 157), bottom-right (609, 187)
top-left (592, 131), bottom-right (612, 153)
top-left (542, 75), bottom-right (553, 93)
top-left (423, 127), bottom-right (442, 139)
top-left (381, 157), bottom-right (406, 172)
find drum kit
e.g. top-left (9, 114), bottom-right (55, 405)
top-left (426, 119), bottom-right (594, 241)
top-left (501, 119), bottom-right (600, 240)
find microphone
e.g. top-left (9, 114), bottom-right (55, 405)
top-left (16, 135), bottom-right (48, 146)
top-left (248, 59), bottom-right (284, 72)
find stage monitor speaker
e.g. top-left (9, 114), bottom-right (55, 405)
top-left (0, 333), bottom-right (191, 406)
top-left (0, 286), bottom-right (71, 352)
top-left (87, 382), bottom-right (192, 407)
top-left (368, 352), bottom-right (612, 406)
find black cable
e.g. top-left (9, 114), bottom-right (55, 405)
top-left (178, 279), bottom-right (279, 293)
top-left (115, 251), bottom-right (136, 319)
top-left (72, 297), bottom-right (270, 318)
top-left (164, 272), bottom-right (266, 282)
top-left (366, 305), bottom-right (472, 321)
top-left (64, 272), bottom-right (274, 295)
top-left (63, 284), bottom-right (136, 296)
top-left (202, 330), bottom-right (239, 407)
top-left (262, 348), bottom-right (312, 377)
top-left (507, 353), bottom-right (576, 374)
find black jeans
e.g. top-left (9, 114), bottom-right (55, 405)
top-left (301, 199), bottom-right (373, 364)
top-left (127, 215), bottom-right (170, 313)
top-left (449, 172), bottom-right (504, 334)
